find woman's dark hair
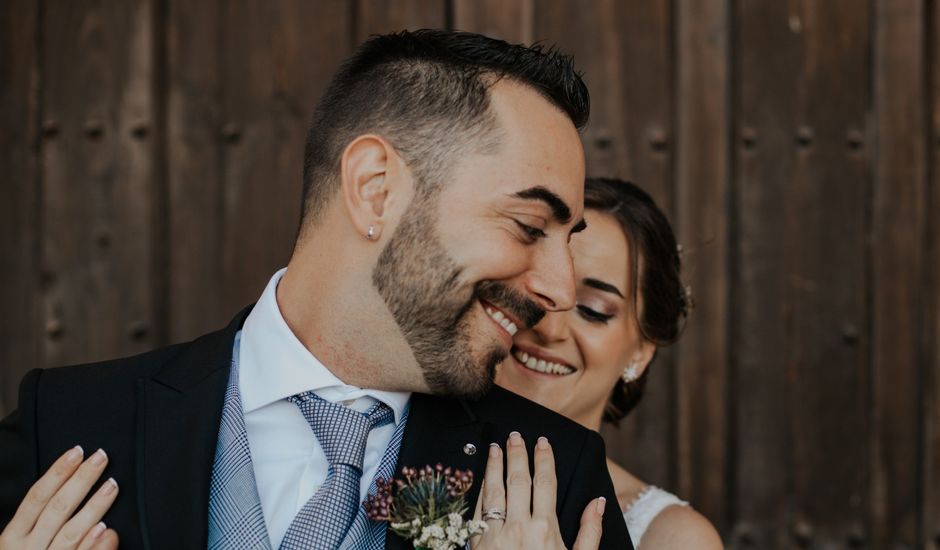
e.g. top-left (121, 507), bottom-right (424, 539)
top-left (583, 178), bottom-right (691, 425)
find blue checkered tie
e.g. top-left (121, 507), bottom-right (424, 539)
top-left (279, 393), bottom-right (393, 550)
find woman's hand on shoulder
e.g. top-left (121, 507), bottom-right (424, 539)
top-left (0, 446), bottom-right (119, 550)
top-left (637, 505), bottom-right (722, 550)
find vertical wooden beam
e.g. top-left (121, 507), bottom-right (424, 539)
top-left (218, 0), bottom-right (351, 311)
top-left (166, 0), bottom-right (226, 342)
top-left (732, 3), bottom-right (802, 547)
top-left (41, 0), bottom-right (158, 367)
top-left (871, 0), bottom-right (927, 547)
top-left (0, 0), bottom-right (41, 415)
top-left (926, 1), bottom-right (940, 545)
top-left (788, 2), bottom-right (871, 546)
top-left (674, 0), bottom-right (729, 533)
top-left (534, 0), bottom-right (676, 489)
top-left (734, 2), bottom-right (871, 547)
top-left (453, 0), bottom-right (533, 44)
top-left (356, 0), bottom-right (447, 42)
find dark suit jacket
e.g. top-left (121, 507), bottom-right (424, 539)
top-left (0, 307), bottom-right (632, 549)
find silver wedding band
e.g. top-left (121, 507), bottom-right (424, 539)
top-left (482, 508), bottom-right (506, 522)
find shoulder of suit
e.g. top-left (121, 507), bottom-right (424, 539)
top-left (467, 385), bottom-right (602, 446)
top-left (38, 305), bottom-right (253, 390)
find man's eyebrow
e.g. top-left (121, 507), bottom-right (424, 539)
top-left (583, 277), bottom-right (625, 299)
top-left (511, 186), bottom-right (572, 224)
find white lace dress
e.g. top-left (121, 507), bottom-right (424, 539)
top-left (622, 486), bottom-right (689, 548)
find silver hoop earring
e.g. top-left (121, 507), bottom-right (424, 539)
top-left (366, 225), bottom-right (376, 240)
top-left (622, 361), bottom-right (640, 384)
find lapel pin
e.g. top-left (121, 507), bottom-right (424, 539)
top-left (463, 443), bottom-right (477, 456)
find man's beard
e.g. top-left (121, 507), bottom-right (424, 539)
top-left (372, 193), bottom-right (545, 398)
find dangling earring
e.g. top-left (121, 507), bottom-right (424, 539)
top-left (621, 360), bottom-right (640, 383)
top-left (366, 225), bottom-right (376, 240)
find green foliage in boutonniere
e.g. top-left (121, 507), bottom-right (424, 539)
top-left (365, 464), bottom-right (487, 549)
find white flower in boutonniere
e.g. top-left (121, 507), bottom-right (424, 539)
top-left (365, 464), bottom-right (487, 550)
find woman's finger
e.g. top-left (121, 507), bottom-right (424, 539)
top-left (530, 436), bottom-right (558, 520)
top-left (51, 477), bottom-right (119, 549)
top-left (2, 445), bottom-right (84, 537)
top-left (503, 431), bottom-right (531, 521)
top-left (469, 481), bottom-right (485, 549)
top-left (31, 449), bottom-right (109, 548)
top-left (571, 497), bottom-right (606, 550)
top-left (480, 442), bottom-right (506, 536)
top-left (77, 524), bottom-right (119, 550)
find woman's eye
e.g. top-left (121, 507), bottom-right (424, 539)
top-left (514, 221), bottom-right (546, 243)
top-left (577, 304), bottom-right (613, 324)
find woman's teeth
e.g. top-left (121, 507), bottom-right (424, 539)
top-left (512, 348), bottom-right (574, 375)
top-left (485, 306), bottom-right (518, 336)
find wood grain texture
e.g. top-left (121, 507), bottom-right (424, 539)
top-left (356, 0), bottom-right (446, 42)
top-left (871, 1), bottom-right (927, 548)
top-left (732, 2), bottom-right (802, 546)
top-left (40, 0), bottom-right (158, 368)
top-left (219, 0), bottom-right (350, 312)
top-left (166, 0), bottom-right (227, 342)
top-left (927, 1), bottom-right (940, 545)
top-left (674, 0), bottom-right (729, 532)
top-left (786, 2), bottom-right (870, 546)
top-left (453, 0), bottom-right (534, 44)
top-left (534, 0), bottom-right (677, 489)
top-left (0, 0), bottom-right (40, 415)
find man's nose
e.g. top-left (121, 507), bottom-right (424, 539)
top-left (525, 241), bottom-right (577, 313)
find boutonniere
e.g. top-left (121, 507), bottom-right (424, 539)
top-left (365, 464), bottom-right (487, 549)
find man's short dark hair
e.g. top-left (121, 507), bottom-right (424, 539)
top-left (298, 29), bottom-right (590, 231)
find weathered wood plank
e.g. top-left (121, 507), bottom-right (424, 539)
top-left (0, 0), bottom-right (41, 415)
top-left (218, 0), bottom-right (351, 310)
top-left (785, 2), bottom-right (871, 546)
top-left (732, 2), bottom-right (802, 546)
top-left (41, 0), bottom-right (158, 368)
top-left (534, 0), bottom-right (676, 489)
top-left (166, 0), bottom-right (226, 342)
top-left (871, 1), bottom-right (927, 547)
top-left (926, 0), bottom-right (940, 544)
top-left (453, 0), bottom-right (533, 44)
top-left (356, 0), bottom-right (446, 42)
top-left (674, 0), bottom-right (729, 533)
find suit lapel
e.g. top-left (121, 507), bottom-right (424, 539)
top-left (136, 307), bottom-right (252, 550)
top-left (385, 393), bottom-right (490, 550)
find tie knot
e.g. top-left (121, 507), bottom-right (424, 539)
top-left (288, 392), bottom-right (393, 469)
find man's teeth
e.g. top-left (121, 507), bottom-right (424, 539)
top-left (512, 349), bottom-right (574, 375)
top-left (485, 306), bottom-right (518, 336)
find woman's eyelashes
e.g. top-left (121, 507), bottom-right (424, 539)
top-left (514, 220), bottom-right (547, 243)
top-left (576, 304), bottom-right (614, 324)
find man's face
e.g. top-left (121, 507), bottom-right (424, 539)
top-left (373, 80), bottom-right (586, 398)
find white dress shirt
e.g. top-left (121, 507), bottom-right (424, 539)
top-left (238, 268), bottom-right (411, 548)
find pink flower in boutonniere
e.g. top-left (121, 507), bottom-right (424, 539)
top-left (365, 464), bottom-right (487, 549)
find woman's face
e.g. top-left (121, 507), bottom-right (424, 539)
top-left (495, 209), bottom-right (654, 429)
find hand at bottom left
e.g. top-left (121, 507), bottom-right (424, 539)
top-left (0, 446), bottom-right (119, 550)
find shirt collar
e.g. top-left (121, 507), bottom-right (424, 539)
top-left (238, 268), bottom-right (410, 424)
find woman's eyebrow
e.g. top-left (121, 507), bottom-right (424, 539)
top-left (582, 277), bottom-right (624, 298)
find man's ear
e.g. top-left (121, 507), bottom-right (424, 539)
top-left (339, 134), bottom-right (410, 242)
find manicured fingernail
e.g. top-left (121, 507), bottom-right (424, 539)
top-left (509, 431), bottom-right (522, 446)
top-left (66, 445), bottom-right (84, 464)
top-left (596, 496), bottom-right (607, 515)
top-left (537, 436), bottom-right (549, 450)
top-left (489, 443), bottom-right (500, 457)
top-left (99, 477), bottom-right (118, 496)
top-left (89, 448), bottom-right (108, 466)
top-left (90, 521), bottom-right (106, 539)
